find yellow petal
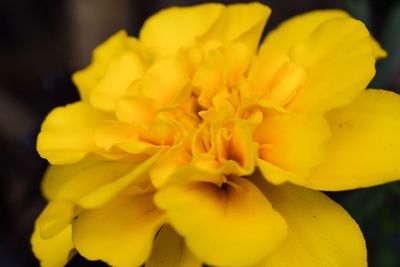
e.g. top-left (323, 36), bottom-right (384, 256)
top-left (31, 224), bottom-right (74, 267)
top-left (94, 121), bottom-right (138, 150)
top-left (155, 177), bottom-right (287, 266)
top-left (89, 51), bottom-right (146, 111)
top-left (370, 36), bottom-right (387, 59)
top-left (224, 43), bottom-right (252, 84)
top-left (192, 57), bottom-right (225, 109)
top-left (117, 139), bottom-right (165, 155)
top-left (263, 10), bottom-right (349, 53)
top-left (251, 176), bottom-right (366, 267)
top-left (257, 158), bottom-right (305, 186)
top-left (115, 95), bottom-right (156, 125)
top-left (287, 17), bottom-right (376, 113)
top-left (76, 152), bottom-right (161, 209)
top-left (254, 114), bottom-right (331, 184)
top-left (217, 120), bottom-right (258, 175)
top-left (37, 102), bottom-right (110, 164)
top-left (42, 160), bottom-right (138, 204)
top-left (141, 58), bottom-right (188, 107)
top-left (201, 3), bottom-right (271, 53)
top-left (36, 201), bottom-right (75, 238)
top-left (146, 225), bottom-right (201, 267)
top-left (250, 43), bottom-right (307, 107)
top-left (72, 192), bottom-right (165, 267)
top-left (309, 89), bottom-right (400, 190)
top-left (150, 143), bottom-right (192, 188)
top-left (139, 3), bottom-right (224, 58)
top-left (72, 30), bottom-right (146, 101)
top-left (263, 9), bottom-right (386, 59)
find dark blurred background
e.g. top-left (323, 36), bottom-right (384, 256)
top-left (0, 0), bottom-right (399, 266)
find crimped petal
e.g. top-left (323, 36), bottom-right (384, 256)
top-left (115, 95), bottom-right (157, 125)
top-left (309, 89), bottom-right (400, 190)
top-left (35, 201), bottom-right (75, 238)
top-left (37, 102), bottom-right (111, 164)
top-left (200, 3), bottom-right (271, 53)
top-left (249, 44), bottom-right (307, 107)
top-left (140, 3), bottom-right (270, 58)
top-left (139, 3), bottom-right (224, 57)
top-left (150, 142), bottom-right (192, 188)
top-left (72, 30), bottom-right (147, 101)
top-left (263, 10), bottom-right (349, 53)
top-left (215, 120), bottom-right (258, 176)
top-left (140, 58), bottom-right (189, 107)
top-left (146, 225), bottom-right (201, 267)
top-left (72, 192), bottom-right (165, 267)
top-left (282, 18), bottom-right (375, 113)
top-left (76, 152), bottom-right (161, 209)
top-left (251, 176), bottom-right (367, 267)
top-left (286, 17), bottom-right (376, 113)
top-left (31, 224), bottom-right (74, 267)
top-left (89, 50), bottom-right (146, 111)
top-left (263, 9), bottom-right (386, 59)
top-left (254, 114), bottom-right (331, 185)
top-left (42, 160), bottom-right (137, 204)
top-left (155, 177), bottom-right (287, 266)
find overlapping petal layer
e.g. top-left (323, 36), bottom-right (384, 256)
top-left (73, 31), bottom-right (148, 101)
top-left (146, 225), bottom-right (202, 267)
top-left (72, 191), bottom-right (165, 267)
top-left (309, 90), bottom-right (400, 190)
top-left (37, 102), bottom-right (111, 164)
top-left (251, 175), bottom-right (367, 267)
top-left (140, 3), bottom-right (271, 57)
top-left (31, 225), bottom-right (74, 267)
top-left (286, 17), bottom-right (376, 113)
top-left (254, 113), bottom-right (331, 185)
top-left (155, 177), bottom-right (287, 266)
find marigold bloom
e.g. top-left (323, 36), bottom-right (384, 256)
top-left (32, 3), bottom-right (399, 267)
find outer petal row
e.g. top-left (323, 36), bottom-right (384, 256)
top-left (72, 191), bottom-right (165, 267)
top-left (309, 89), bottom-right (400, 190)
top-left (262, 10), bottom-right (380, 113)
top-left (146, 225), bottom-right (202, 267)
top-left (32, 177), bottom-right (368, 267)
top-left (37, 102), bottom-right (110, 164)
top-left (252, 176), bottom-right (367, 267)
top-left (287, 17), bottom-right (375, 113)
top-left (155, 177), bottom-right (288, 266)
top-left (140, 3), bottom-right (271, 57)
top-left (72, 30), bottom-right (147, 102)
top-left (31, 224), bottom-right (74, 267)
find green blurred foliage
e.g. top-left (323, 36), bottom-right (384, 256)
top-left (373, 1), bottom-right (400, 91)
top-left (333, 183), bottom-right (400, 267)
top-left (345, 0), bottom-right (372, 27)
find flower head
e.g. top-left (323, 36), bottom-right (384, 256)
top-left (32, 3), bottom-right (398, 267)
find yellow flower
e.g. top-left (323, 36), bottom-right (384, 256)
top-left (32, 3), bottom-right (398, 267)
